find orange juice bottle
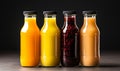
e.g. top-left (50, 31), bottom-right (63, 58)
top-left (41, 11), bottom-right (60, 67)
top-left (20, 11), bottom-right (40, 67)
top-left (80, 11), bottom-right (100, 66)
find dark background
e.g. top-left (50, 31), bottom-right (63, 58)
top-left (0, 0), bottom-right (120, 53)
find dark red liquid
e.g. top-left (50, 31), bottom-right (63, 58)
top-left (61, 16), bottom-right (80, 67)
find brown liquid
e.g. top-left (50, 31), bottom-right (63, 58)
top-left (80, 17), bottom-right (100, 66)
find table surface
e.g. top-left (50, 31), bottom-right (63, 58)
top-left (0, 51), bottom-right (120, 71)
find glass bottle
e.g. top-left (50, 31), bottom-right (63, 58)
top-left (61, 11), bottom-right (80, 67)
top-left (80, 11), bottom-right (100, 66)
top-left (20, 11), bottom-right (40, 67)
top-left (41, 11), bottom-right (60, 67)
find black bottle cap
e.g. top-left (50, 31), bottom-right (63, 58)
top-left (63, 11), bottom-right (76, 14)
top-left (23, 11), bottom-right (37, 15)
top-left (82, 11), bottom-right (96, 14)
top-left (43, 11), bottom-right (57, 15)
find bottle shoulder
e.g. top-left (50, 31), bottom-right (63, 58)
top-left (61, 25), bottom-right (79, 34)
top-left (20, 23), bottom-right (40, 33)
top-left (80, 25), bottom-right (100, 36)
top-left (41, 25), bottom-right (60, 34)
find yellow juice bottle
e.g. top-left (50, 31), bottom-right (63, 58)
top-left (20, 11), bottom-right (40, 67)
top-left (41, 11), bottom-right (60, 66)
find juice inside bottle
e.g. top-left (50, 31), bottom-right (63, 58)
top-left (80, 11), bottom-right (100, 66)
top-left (20, 11), bottom-right (40, 67)
top-left (61, 11), bottom-right (80, 67)
top-left (41, 11), bottom-right (60, 66)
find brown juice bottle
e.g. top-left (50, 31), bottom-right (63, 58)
top-left (80, 11), bottom-right (100, 66)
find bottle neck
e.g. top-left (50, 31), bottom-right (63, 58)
top-left (24, 15), bottom-right (37, 26)
top-left (44, 14), bottom-right (57, 26)
top-left (83, 14), bottom-right (96, 26)
top-left (64, 14), bottom-right (76, 25)
top-left (24, 14), bottom-right (36, 18)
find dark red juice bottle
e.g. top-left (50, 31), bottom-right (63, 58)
top-left (61, 11), bottom-right (80, 67)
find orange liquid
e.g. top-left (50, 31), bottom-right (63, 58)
top-left (20, 17), bottom-right (40, 66)
top-left (80, 17), bottom-right (100, 66)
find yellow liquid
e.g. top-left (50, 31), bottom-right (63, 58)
top-left (41, 18), bottom-right (60, 66)
top-left (20, 17), bottom-right (40, 66)
top-left (80, 17), bottom-right (100, 66)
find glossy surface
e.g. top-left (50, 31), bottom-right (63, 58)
top-left (41, 17), bottom-right (60, 66)
top-left (61, 15), bottom-right (80, 67)
top-left (0, 51), bottom-right (120, 71)
top-left (80, 16), bottom-right (100, 66)
top-left (20, 17), bottom-right (40, 66)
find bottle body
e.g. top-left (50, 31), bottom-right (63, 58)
top-left (61, 11), bottom-right (80, 67)
top-left (20, 11), bottom-right (40, 66)
top-left (41, 11), bottom-right (60, 66)
top-left (80, 11), bottom-right (100, 66)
